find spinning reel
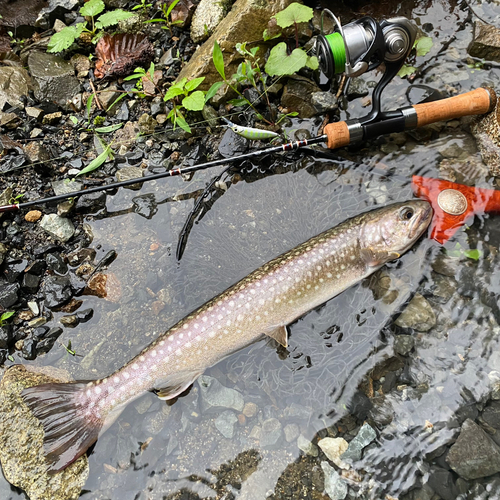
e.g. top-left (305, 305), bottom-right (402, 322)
top-left (315, 11), bottom-right (417, 125)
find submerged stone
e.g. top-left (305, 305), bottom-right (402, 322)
top-left (341, 423), bottom-right (377, 462)
top-left (198, 375), bottom-right (244, 412)
top-left (259, 418), bottom-right (282, 449)
top-left (215, 410), bottom-right (238, 438)
top-left (394, 293), bottom-right (436, 332)
top-left (318, 437), bottom-right (349, 469)
top-left (0, 365), bottom-right (88, 500)
top-left (321, 461), bottom-right (347, 500)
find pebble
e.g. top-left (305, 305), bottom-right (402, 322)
top-left (51, 180), bottom-right (82, 196)
top-left (116, 166), bottom-right (144, 190)
top-left (341, 423), bottom-right (377, 462)
top-left (39, 214), bottom-right (75, 243)
top-left (215, 410), bottom-right (238, 438)
top-left (393, 334), bottom-right (415, 356)
top-left (42, 112), bottom-right (63, 125)
top-left (318, 437), bottom-right (350, 469)
top-left (259, 418), bottom-right (282, 449)
top-left (394, 294), bottom-right (436, 332)
top-left (249, 425), bottom-right (261, 440)
top-left (25, 210), bottom-right (42, 223)
top-left (284, 423), bottom-right (300, 443)
top-left (311, 92), bottom-right (338, 113)
top-left (198, 375), bottom-right (244, 412)
top-left (321, 461), bottom-right (348, 500)
top-left (297, 435), bottom-right (318, 457)
top-left (27, 301), bottom-right (39, 316)
top-left (0, 283), bottom-right (20, 309)
top-left (242, 402), bottom-right (257, 418)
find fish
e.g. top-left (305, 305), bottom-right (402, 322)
top-left (21, 200), bottom-right (432, 472)
top-left (221, 116), bottom-right (279, 140)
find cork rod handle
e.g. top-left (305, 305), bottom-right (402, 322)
top-left (323, 121), bottom-right (351, 150)
top-left (413, 87), bottom-right (496, 127)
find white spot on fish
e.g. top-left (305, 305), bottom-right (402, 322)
top-left (95, 387), bottom-right (102, 395)
top-left (169, 336), bottom-right (174, 342)
top-left (132, 363), bottom-right (139, 370)
top-left (226, 320), bottom-right (231, 326)
top-left (209, 331), bottom-right (215, 338)
top-left (151, 351), bottom-right (157, 357)
top-left (327, 273), bottom-right (332, 278)
top-left (113, 376), bottom-right (119, 383)
top-left (124, 372), bottom-right (130, 380)
top-left (86, 389), bottom-right (91, 397)
top-left (176, 349), bottom-right (182, 356)
top-left (229, 301), bottom-right (235, 307)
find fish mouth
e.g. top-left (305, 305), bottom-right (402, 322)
top-left (408, 203), bottom-right (433, 240)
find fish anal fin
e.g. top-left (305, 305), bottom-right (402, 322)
top-left (155, 370), bottom-right (203, 400)
top-left (264, 325), bottom-right (288, 348)
top-left (360, 248), bottom-right (400, 267)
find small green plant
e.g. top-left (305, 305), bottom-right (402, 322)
top-left (8, 192), bottom-right (23, 204)
top-left (397, 36), bottom-right (433, 78)
top-left (264, 3), bottom-right (318, 76)
top-left (0, 311), bottom-right (15, 327)
top-left (48, 0), bottom-right (134, 53)
top-left (145, 0), bottom-right (183, 34)
top-left (446, 242), bottom-right (483, 261)
top-left (132, 0), bottom-right (152, 14)
top-left (123, 61), bottom-right (157, 98)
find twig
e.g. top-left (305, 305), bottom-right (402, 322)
top-left (89, 79), bottom-right (103, 111)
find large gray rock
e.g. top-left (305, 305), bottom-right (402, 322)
top-left (177, 0), bottom-right (295, 89)
top-left (28, 52), bottom-right (81, 108)
top-left (191, 0), bottom-right (233, 43)
top-left (446, 418), bottom-right (500, 480)
top-left (395, 293), bottom-right (436, 332)
top-left (0, 365), bottom-right (88, 500)
top-left (198, 375), bottom-right (244, 412)
top-left (281, 76), bottom-right (321, 118)
top-left (0, 66), bottom-right (32, 110)
top-left (341, 423), bottom-right (377, 462)
top-left (468, 22), bottom-right (500, 63)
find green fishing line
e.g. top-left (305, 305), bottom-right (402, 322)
top-left (324, 32), bottom-right (346, 74)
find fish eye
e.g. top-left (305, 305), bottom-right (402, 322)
top-left (399, 207), bottom-right (414, 221)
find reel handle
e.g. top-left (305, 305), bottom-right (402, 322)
top-left (413, 87), bottom-right (496, 126)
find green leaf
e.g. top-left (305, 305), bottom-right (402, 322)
top-left (76, 145), bottom-right (112, 176)
top-left (228, 98), bottom-right (248, 107)
top-left (106, 92), bottom-right (127, 113)
top-left (182, 91), bottom-right (205, 111)
top-left (165, 86), bottom-right (186, 101)
top-left (213, 40), bottom-right (225, 80)
top-left (286, 112), bottom-right (299, 117)
top-left (69, 115), bottom-right (78, 125)
top-left (415, 36), bottom-right (433, 57)
top-left (263, 28), bottom-right (282, 42)
top-left (47, 25), bottom-right (82, 53)
top-left (95, 123), bottom-right (123, 133)
top-left (148, 61), bottom-right (155, 81)
top-left (166, 0), bottom-right (181, 17)
top-left (397, 64), bottom-right (417, 78)
top-left (185, 77), bottom-right (205, 92)
top-left (463, 248), bottom-right (482, 260)
top-left (265, 43), bottom-right (308, 76)
top-left (123, 72), bottom-right (144, 81)
top-left (86, 93), bottom-right (94, 120)
top-left (96, 9), bottom-right (135, 29)
top-left (174, 115), bottom-right (191, 133)
top-left (80, 0), bottom-right (105, 17)
top-left (273, 3), bottom-right (313, 29)
top-left (205, 81), bottom-right (224, 103)
top-left (0, 311), bottom-right (15, 324)
top-left (306, 55), bottom-right (319, 70)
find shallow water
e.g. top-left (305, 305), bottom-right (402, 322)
top-left (3, 0), bottom-right (500, 498)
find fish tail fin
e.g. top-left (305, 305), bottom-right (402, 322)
top-left (22, 381), bottom-right (102, 473)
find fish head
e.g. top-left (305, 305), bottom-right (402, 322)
top-left (360, 201), bottom-right (433, 264)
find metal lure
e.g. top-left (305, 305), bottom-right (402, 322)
top-left (221, 117), bottom-right (279, 140)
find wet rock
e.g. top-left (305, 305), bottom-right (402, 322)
top-left (259, 418), bottom-right (282, 449)
top-left (113, 121), bottom-right (140, 152)
top-left (41, 275), bottom-right (73, 309)
top-left (74, 192), bottom-right (107, 213)
top-left (341, 423), bottom-right (377, 462)
top-left (215, 410), bottom-right (238, 438)
top-left (283, 402), bottom-right (312, 420)
top-left (70, 54), bottom-right (91, 79)
top-left (138, 113), bottom-right (157, 135)
top-left (218, 128), bottom-right (249, 158)
top-left (85, 272), bottom-right (121, 302)
top-left (0, 66), bottom-right (32, 109)
top-left (0, 365), bottom-right (88, 499)
top-left (28, 52), bottom-right (80, 108)
top-left (394, 334), bottom-right (415, 356)
top-left (22, 273), bottom-right (41, 294)
top-left (318, 437), bottom-right (349, 469)
top-left (40, 214), bottom-right (75, 243)
top-left (132, 194), bottom-right (158, 219)
top-left (177, 0), bottom-right (294, 87)
top-left (281, 76), bottom-right (321, 118)
top-left (202, 104), bottom-right (219, 128)
top-left (347, 78), bottom-right (369, 99)
top-left (142, 409), bottom-right (169, 435)
top-left (394, 294), bottom-right (436, 332)
top-left (425, 465), bottom-right (458, 500)
top-left (3, 259), bottom-right (28, 283)
top-left (468, 22), bottom-right (500, 63)
top-left (60, 315), bottom-right (78, 328)
top-left (311, 92), bottom-right (338, 113)
top-left (321, 461), bottom-right (347, 500)
top-left (297, 435), bottom-right (318, 457)
top-left (0, 325), bottom-right (12, 349)
top-left (446, 418), bottom-right (500, 480)
top-left (198, 375), bottom-right (244, 412)
top-left (0, 282), bottom-right (20, 309)
top-left (25, 107), bottom-right (44, 120)
top-left (482, 401), bottom-right (500, 429)
top-left (21, 338), bottom-right (37, 360)
top-left (191, 0), bottom-right (232, 42)
top-left (51, 180), bottom-right (82, 196)
top-left (42, 112), bottom-right (62, 125)
top-left (116, 166), bottom-right (144, 190)
top-left (46, 253), bottom-right (68, 274)
top-left (25, 210), bottom-right (42, 223)
top-left (284, 423), bottom-right (299, 442)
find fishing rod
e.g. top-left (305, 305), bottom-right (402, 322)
top-left (0, 86), bottom-right (495, 214)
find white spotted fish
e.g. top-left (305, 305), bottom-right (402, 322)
top-left (22, 200), bottom-right (432, 472)
top-left (221, 116), bottom-right (279, 140)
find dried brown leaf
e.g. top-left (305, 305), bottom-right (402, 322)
top-left (94, 33), bottom-right (154, 79)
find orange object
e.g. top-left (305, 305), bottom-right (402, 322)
top-left (412, 176), bottom-right (500, 244)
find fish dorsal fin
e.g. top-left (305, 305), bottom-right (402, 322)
top-left (154, 370), bottom-right (203, 400)
top-left (264, 325), bottom-right (288, 348)
top-left (360, 248), bottom-right (400, 267)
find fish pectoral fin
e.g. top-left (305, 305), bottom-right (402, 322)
top-left (154, 370), bottom-right (203, 400)
top-left (360, 248), bottom-right (400, 267)
top-left (263, 325), bottom-right (288, 348)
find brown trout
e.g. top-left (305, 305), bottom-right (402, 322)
top-left (22, 200), bottom-right (432, 472)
